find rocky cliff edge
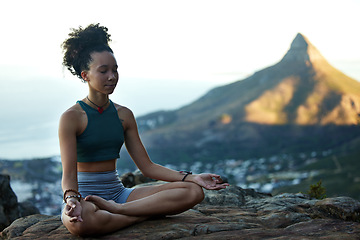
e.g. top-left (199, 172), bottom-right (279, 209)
top-left (1, 181), bottom-right (360, 239)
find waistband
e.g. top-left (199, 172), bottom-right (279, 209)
top-left (77, 170), bottom-right (119, 182)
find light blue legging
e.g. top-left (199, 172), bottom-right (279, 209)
top-left (61, 170), bottom-right (134, 221)
top-left (77, 170), bottom-right (134, 203)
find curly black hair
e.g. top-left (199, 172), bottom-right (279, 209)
top-left (61, 23), bottom-right (113, 80)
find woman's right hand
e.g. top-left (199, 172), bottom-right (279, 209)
top-left (64, 198), bottom-right (83, 222)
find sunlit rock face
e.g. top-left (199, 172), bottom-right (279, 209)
top-left (129, 33), bottom-right (360, 170)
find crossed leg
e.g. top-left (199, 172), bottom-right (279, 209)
top-left (62, 199), bottom-right (147, 237)
top-left (90, 181), bottom-right (204, 216)
top-left (63, 181), bottom-right (204, 236)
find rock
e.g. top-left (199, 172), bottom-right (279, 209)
top-left (0, 175), bottom-right (20, 231)
top-left (1, 185), bottom-right (360, 239)
top-left (120, 170), bottom-right (155, 188)
top-left (198, 186), bottom-right (271, 207)
top-left (0, 175), bottom-right (40, 232)
top-left (312, 196), bottom-right (360, 221)
top-left (18, 201), bottom-right (40, 217)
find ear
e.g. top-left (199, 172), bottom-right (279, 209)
top-left (81, 71), bottom-right (89, 81)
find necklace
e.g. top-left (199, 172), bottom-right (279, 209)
top-left (86, 96), bottom-right (109, 114)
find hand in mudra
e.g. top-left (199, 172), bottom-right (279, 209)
top-left (65, 198), bottom-right (83, 222)
top-left (193, 173), bottom-right (229, 190)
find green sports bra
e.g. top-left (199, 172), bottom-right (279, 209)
top-left (76, 100), bottom-right (124, 162)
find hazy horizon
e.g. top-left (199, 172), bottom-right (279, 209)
top-left (1, 58), bottom-right (359, 160)
top-left (1, 0), bottom-right (360, 160)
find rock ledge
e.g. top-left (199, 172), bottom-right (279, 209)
top-left (1, 185), bottom-right (360, 239)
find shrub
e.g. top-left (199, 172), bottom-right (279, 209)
top-left (308, 180), bottom-right (327, 199)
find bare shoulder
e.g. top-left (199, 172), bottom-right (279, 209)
top-left (112, 103), bottom-right (136, 128)
top-left (112, 102), bottom-right (133, 116)
top-left (61, 104), bottom-right (85, 121)
top-left (59, 103), bottom-right (86, 133)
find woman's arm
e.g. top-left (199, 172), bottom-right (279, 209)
top-left (121, 107), bottom-right (185, 181)
top-left (59, 109), bottom-right (79, 193)
top-left (121, 108), bottom-right (228, 190)
top-left (59, 109), bottom-right (87, 222)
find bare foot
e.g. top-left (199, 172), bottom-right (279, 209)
top-left (84, 195), bottom-right (122, 213)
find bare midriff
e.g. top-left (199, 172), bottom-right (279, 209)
top-left (77, 159), bottom-right (117, 172)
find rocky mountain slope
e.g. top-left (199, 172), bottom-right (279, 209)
top-left (2, 179), bottom-right (360, 239)
top-left (140, 33), bottom-right (360, 128)
top-left (132, 33), bottom-right (360, 163)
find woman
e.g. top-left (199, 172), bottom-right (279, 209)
top-left (59, 23), bottom-right (229, 236)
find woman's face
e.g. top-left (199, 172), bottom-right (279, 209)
top-left (82, 51), bottom-right (119, 95)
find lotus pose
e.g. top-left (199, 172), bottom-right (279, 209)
top-left (59, 23), bottom-right (229, 237)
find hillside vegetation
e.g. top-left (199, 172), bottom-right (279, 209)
top-left (136, 33), bottom-right (360, 164)
top-left (120, 33), bottom-right (360, 199)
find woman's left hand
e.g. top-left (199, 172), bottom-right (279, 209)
top-left (192, 173), bottom-right (229, 190)
top-left (64, 198), bottom-right (83, 222)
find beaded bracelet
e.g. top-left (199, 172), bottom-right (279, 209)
top-left (63, 189), bottom-right (82, 203)
top-left (179, 171), bottom-right (192, 181)
top-left (65, 194), bottom-right (82, 203)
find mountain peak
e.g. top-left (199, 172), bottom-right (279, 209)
top-left (137, 32), bottom-right (360, 163)
top-left (280, 33), bottom-right (326, 64)
top-left (290, 33), bottom-right (308, 49)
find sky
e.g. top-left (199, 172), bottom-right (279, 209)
top-left (0, 0), bottom-right (359, 159)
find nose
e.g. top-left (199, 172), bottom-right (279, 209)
top-left (108, 72), bottom-right (116, 81)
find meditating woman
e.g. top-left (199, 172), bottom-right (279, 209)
top-left (59, 23), bottom-right (229, 236)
